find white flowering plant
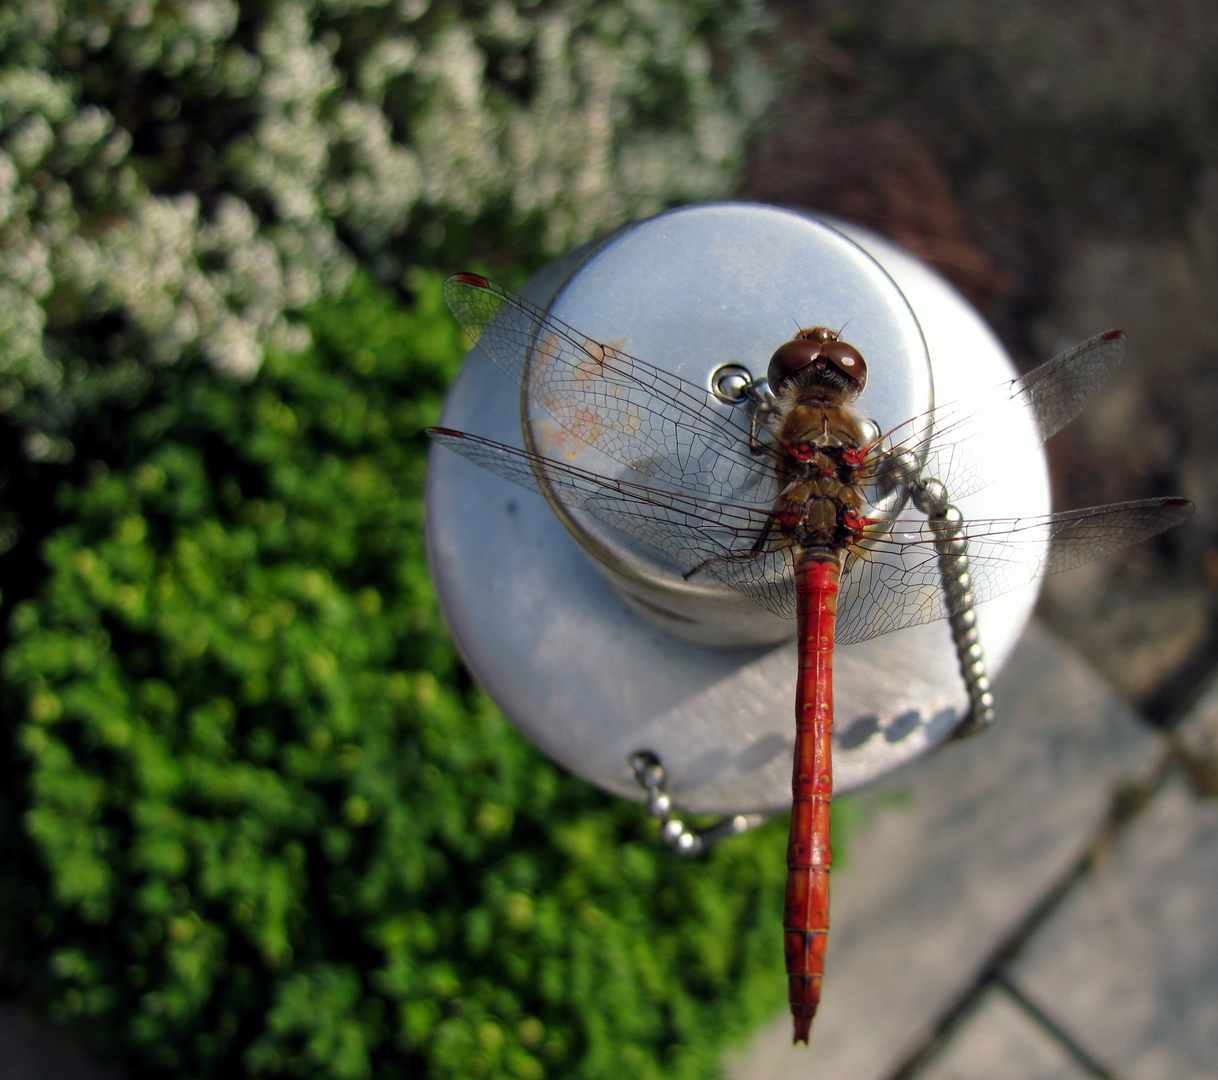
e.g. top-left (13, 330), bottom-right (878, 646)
top-left (0, 0), bottom-right (770, 454)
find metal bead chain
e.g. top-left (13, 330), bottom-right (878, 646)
top-left (911, 478), bottom-right (996, 737)
top-left (628, 750), bottom-right (768, 855)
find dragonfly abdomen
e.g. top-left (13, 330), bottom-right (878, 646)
top-left (785, 550), bottom-right (840, 1044)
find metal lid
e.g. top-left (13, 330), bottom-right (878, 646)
top-left (526, 206), bottom-right (931, 647)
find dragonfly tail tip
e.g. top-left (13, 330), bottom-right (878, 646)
top-left (791, 1010), bottom-right (816, 1045)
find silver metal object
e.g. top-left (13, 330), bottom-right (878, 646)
top-left (710, 364), bottom-right (757, 404)
top-left (933, 504), bottom-right (997, 738)
top-left (883, 454), bottom-right (997, 737)
top-left (629, 750), bottom-right (769, 854)
top-left (425, 202), bottom-right (1049, 815)
top-left (521, 206), bottom-right (932, 648)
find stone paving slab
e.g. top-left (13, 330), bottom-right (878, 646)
top-left (1176, 667), bottom-right (1218, 776)
top-left (727, 622), bottom-right (1162, 1080)
top-left (1006, 776), bottom-right (1218, 1080)
top-left (917, 988), bottom-right (1089, 1080)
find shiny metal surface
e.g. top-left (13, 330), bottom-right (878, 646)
top-left (425, 203), bottom-right (1048, 814)
top-left (525, 206), bottom-right (932, 647)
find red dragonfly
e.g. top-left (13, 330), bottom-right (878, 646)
top-left (429, 271), bottom-right (1191, 1044)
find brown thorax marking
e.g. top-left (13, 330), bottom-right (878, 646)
top-left (774, 436), bottom-right (869, 551)
top-left (781, 401), bottom-right (866, 447)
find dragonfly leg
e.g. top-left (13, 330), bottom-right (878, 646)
top-left (628, 750), bottom-right (768, 855)
top-left (744, 376), bottom-right (779, 452)
top-left (682, 518), bottom-right (779, 581)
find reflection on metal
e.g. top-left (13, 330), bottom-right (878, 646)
top-left (710, 363), bottom-right (757, 404)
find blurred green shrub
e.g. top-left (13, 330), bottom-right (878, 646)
top-left (1, 269), bottom-right (788, 1078)
top-left (0, 0), bottom-right (770, 450)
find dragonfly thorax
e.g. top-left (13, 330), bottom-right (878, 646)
top-left (778, 402), bottom-right (870, 473)
top-left (775, 458), bottom-right (869, 551)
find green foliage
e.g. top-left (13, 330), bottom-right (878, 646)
top-left (1, 269), bottom-right (789, 1079)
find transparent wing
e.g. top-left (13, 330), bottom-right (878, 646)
top-left (451, 273), bottom-right (1129, 514)
top-left (439, 281), bottom-right (1186, 641)
top-left (431, 427), bottom-right (1191, 634)
top-left (445, 273), bottom-right (780, 500)
top-left (875, 330), bottom-right (1128, 504)
top-left (834, 497), bottom-right (1192, 643)
top-left (428, 428), bottom-right (791, 608)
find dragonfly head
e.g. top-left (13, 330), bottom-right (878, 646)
top-left (768, 328), bottom-right (867, 400)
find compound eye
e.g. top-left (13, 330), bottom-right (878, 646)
top-left (767, 338), bottom-right (821, 392)
top-left (818, 341), bottom-right (867, 391)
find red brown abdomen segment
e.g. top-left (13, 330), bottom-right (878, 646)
top-left (786, 552), bottom-right (839, 1044)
